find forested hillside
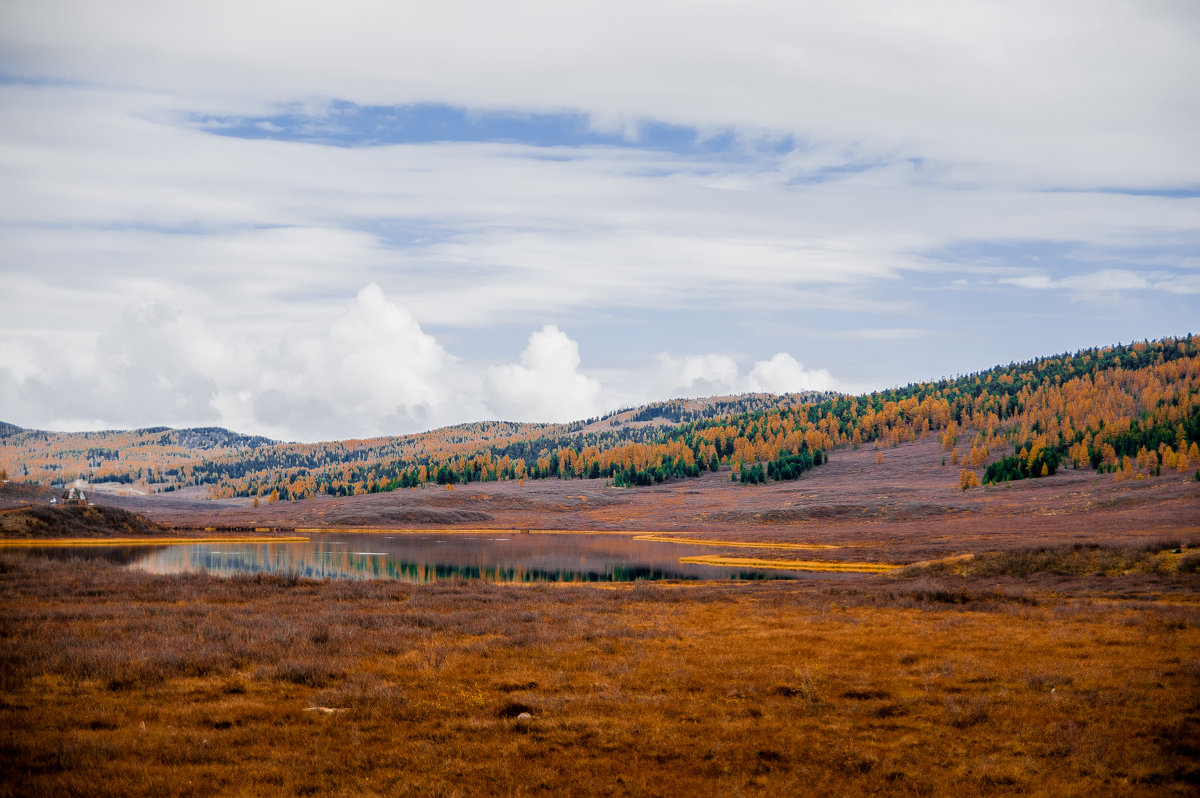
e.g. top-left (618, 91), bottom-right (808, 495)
top-left (0, 393), bottom-right (829, 496)
top-left (0, 426), bottom-right (272, 486)
top-left (2, 337), bottom-right (1197, 501)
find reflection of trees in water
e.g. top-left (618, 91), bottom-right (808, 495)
top-left (394, 562), bottom-right (784, 583)
top-left (189, 549), bottom-right (788, 582)
top-left (129, 537), bottom-right (809, 583)
top-left (18, 546), bottom-right (170, 566)
top-left (9, 538), bottom-right (818, 582)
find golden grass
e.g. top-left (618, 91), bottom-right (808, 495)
top-left (1, 553), bottom-right (1196, 796)
top-left (678, 555), bottom-right (901, 573)
top-left (905, 541), bottom-right (1200, 578)
top-left (633, 534), bottom-right (839, 550)
top-left (0, 536), bottom-right (308, 547)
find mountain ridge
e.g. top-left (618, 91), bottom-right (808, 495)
top-left (2, 337), bottom-right (1196, 500)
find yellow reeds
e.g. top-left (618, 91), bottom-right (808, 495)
top-left (633, 534), bottom-right (838, 550)
top-left (678, 555), bottom-right (901, 573)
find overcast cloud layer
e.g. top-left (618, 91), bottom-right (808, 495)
top-left (1, 1), bottom-right (1197, 441)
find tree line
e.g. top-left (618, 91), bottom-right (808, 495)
top-left (2, 335), bottom-right (1197, 498)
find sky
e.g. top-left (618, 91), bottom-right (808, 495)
top-left (1, 1), bottom-right (1198, 442)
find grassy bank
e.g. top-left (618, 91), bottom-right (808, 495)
top-left (0, 505), bottom-right (162, 539)
top-left (1, 554), bottom-right (1197, 796)
top-left (904, 539), bottom-right (1200, 578)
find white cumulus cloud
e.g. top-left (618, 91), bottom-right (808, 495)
top-left (484, 326), bottom-right (604, 422)
top-left (657, 353), bottom-right (741, 395)
top-left (652, 350), bottom-right (841, 398)
top-left (251, 283), bottom-right (450, 438)
top-left (746, 353), bottom-right (838, 394)
top-left (0, 284), bottom-right (455, 441)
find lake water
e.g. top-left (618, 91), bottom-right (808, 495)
top-left (35, 532), bottom-right (834, 582)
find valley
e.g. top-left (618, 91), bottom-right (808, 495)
top-left (2, 338), bottom-right (1198, 796)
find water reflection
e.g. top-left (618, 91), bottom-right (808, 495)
top-left (15, 545), bottom-right (170, 566)
top-left (129, 532), bottom-right (823, 582)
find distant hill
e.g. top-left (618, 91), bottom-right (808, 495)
top-left (0, 425), bottom-right (279, 488)
top-left (1, 336), bottom-right (1197, 499)
top-left (569, 392), bottom-right (837, 432)
top-left (0, 392), bottom-right (829, 493)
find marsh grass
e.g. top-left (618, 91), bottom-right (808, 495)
top-left (905, 539), bottom-right (1200, 578)
top-left (1178, 552), bottom-right (1200, 573)
top-left (1, 553), bottom-right (1198, 796)
top-left (678, 555), bottom-right (900, 572)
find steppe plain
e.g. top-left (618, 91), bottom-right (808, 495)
top-left (2, 436), bottom-right (1198, 796)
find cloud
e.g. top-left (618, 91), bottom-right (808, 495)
top-left (657, 353), bottom-right (740, 395)
top-left (324, 283), bottom-right (447, 419)
top-left (746, 353), bottom-right (838, 394)
top-left (0, 299), bottom-right (224, 432)
top-left (0, 3), bottom-right (1197, 439)
top-left (0, 285), bottom-right (454, 441)
top-left (1000, 269), bottom-right (1199, 297)
top-left (1, 85), bottom-right (1196, 337)
top-left (1002, 275), bottom-right (1055, 290)
top-left (1160, 274), bottom-right (1200, 295)
top-left (484, 326), bottom-right (603, 422)
top-left (2, 2), bottom-right (1197, 188)
top-left (252, 283), bottom-right (450, 438)
top-left (653, 351), bottom-right (840, 398)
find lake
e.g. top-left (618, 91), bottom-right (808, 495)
top-left (26, 532), bottom-right (839, 582)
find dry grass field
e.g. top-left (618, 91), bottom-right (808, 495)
top-left (2, 435), bottom-right (1199, 795)
top-left (1, 551), bottom-right (1198, 797)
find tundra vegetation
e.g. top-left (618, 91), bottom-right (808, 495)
top-left (1, 550), bottom-right (1197, 797)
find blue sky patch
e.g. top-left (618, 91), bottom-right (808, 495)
top-left (1058, 186), bottom-right (1200, 199)
top-left (923, 239), bottom-right (1081, 266)
top-left (188, 100), bottom-right (780, 159)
